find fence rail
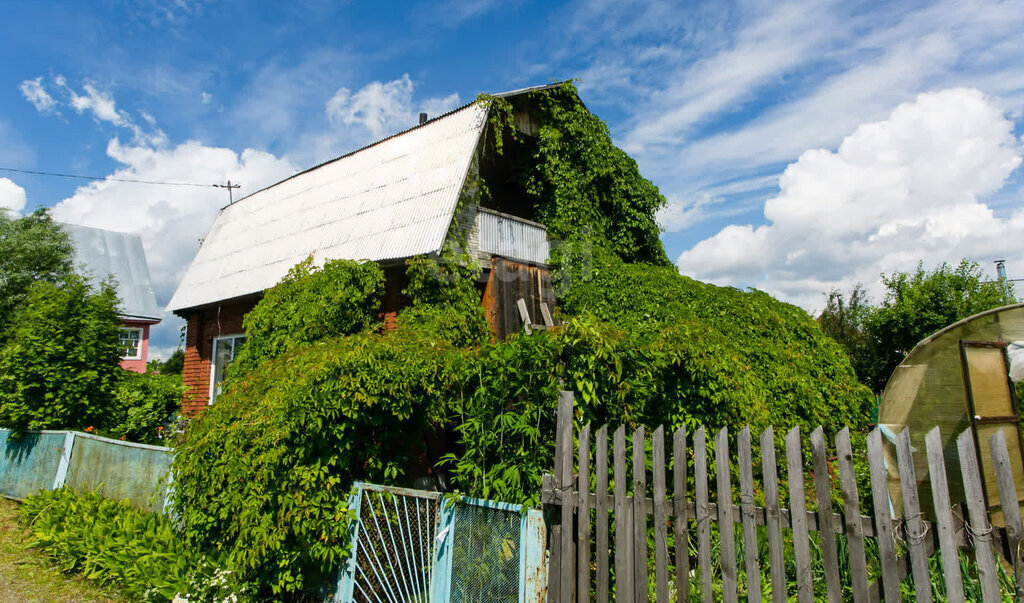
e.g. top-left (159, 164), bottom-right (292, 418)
top-left (542, 391), bottom-right (1024, 602)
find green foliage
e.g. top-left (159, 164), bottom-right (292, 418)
top-left (0, 208), bottom-right (74, 338)
top-left (397, 256), bottom-right (490, 347)
top-left (0, 274), bottom-right (123, 432)
top-left (819, 259), bottom-right (1016, 391)
top-left (481, 82), bottom-right (670, 266)
top-left (171, 324), bottom-right (455, 597)
top-left (231, 256), bottom-right (384, 376)
top-left (555, 248), bottom-right (874, 432)
top-left (18, 488), bottom-right (237, 602)
top-left (103, 371), bottom-right (186, 444)
top-left (817, 284), bottom-right (874, 386)
top-left (149, 348), bottom-right (184, 375)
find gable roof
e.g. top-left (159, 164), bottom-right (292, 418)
top-left (166, 100), bottom-right (491, 313)
top-left (63, 223), bottom-right (162, 322)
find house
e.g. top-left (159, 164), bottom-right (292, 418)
top-left (63, 223), bottom-right (162, 373)
top-left (167, 84), bottom-right (562, 414)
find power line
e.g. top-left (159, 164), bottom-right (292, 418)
top-left (0, 165), bottom-right (231, 189)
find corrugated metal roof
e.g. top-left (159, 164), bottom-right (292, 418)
top-left (63, 223), bottom-right (162, 321)
top-left (166, 101), bottom-right (489, 312)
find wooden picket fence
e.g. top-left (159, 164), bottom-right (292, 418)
top-left (541, 391), bottom-right (1024, 602)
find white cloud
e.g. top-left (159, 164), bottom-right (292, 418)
top-left (69, 83), bottom-right (122, 124)
top-left (201, 91), bottom-right (212, 104)
top-left (19, 77), bottom-right (58, 114)
top-left (0, 178), bottom-right (27, 215)
top-left (325, 74), bottom-right (460, 139)
top-left (657, 193), bottom-right (722, 233)
top-left (51, 137), bottom-right (298, 352)
top-left (677, 88), bottom-right (1024, 310)
top-left (21, 76), bottom-right (169, 147)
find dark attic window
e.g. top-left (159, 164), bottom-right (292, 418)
top-left (478, 98), bottom-right (541, 222)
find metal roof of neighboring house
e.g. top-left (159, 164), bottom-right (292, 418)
top-left (63, 223), bottom-right (162, 322)
top-left (166, 100), bottom-right (491, 313)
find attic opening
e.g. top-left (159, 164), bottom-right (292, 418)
top-left (477, 95), bottom-right (542, 222)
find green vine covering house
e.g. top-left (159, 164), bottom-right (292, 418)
top-left (166, 82), bottom-right (873, 598)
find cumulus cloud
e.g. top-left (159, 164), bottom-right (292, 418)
top-left (325, 74), bottom-right (460, 139)
top-left (677, 88), bottom-right (1024, 310)
top-left (19, 77), bottom-right (58, 114)
top-left (0, 178), bottom-right (27, 215)
top-left (52, 138), bottom-right (297, 356)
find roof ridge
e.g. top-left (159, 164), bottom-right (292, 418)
top-left (224, 82), bottom-right (567, 211)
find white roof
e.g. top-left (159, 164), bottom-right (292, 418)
top-left (167, 102), bottom-right (489, 312)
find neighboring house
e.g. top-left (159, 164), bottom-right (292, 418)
top-left (167, 84), bottom-right (560, 414)
top-left (64, 223), bottom-right (162, 373)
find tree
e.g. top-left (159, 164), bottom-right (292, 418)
top-left (0, 208), bottom-right (74, 338)
top-left (817, 284), bottom-right (874, 385)
top-left (0, 274), bottom-right (123, 432)
top-left (149, 348), bottom-right (184, 375)
top-left (825, 260), bottom-right (1016, 392)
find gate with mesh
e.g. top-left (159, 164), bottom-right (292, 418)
top-left (334, 482), bottom-right (547, 603)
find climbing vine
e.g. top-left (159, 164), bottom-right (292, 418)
top-left (479, 82), bottom-right (671, 266)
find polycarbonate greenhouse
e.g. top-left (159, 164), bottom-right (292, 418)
top-left (877, 303), bottom-right (1024, 525)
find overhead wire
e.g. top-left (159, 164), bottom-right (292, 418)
top-left (0, 166), bottom-right (233, 189)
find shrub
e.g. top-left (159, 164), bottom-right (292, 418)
top-left (0, 274), bottom-right (123, 432)
top-left (103, 371), bottom-right (186, 444)
top-left (397, 256), bottom-right (490, 347)
top-left (19, 488), bottom-right (241, 602)
top-left (230, 256), bottom-right (384, 376)
top-left (172, 324), bottom-right (455, 597)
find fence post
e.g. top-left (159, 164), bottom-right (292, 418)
top-left (989, 429), bottom-right (1024, 601)
top-left (956, 428), bottom-right (1001, 602)
top-left (51, 431), bottom-right (76, 490)
top-left (924, 427), bottom-right (964, 602)
top-left (895, 428), bottom-right (933, 603)
top-left (556, 390), bottom-right (575, 603)
top-left (785, 427), bottom-right (813, 603)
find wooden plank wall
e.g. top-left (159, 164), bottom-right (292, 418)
top-left (482, 257), bottom-right (555, 340)
top-left (543, 391), bottom-right (1024, 602)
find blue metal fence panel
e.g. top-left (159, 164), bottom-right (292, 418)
top-left (0, 429), bottom-right (68, 499)
top-left (62, 433), bottom-right (171, 512)
top-left (335, 483), bottom-right (547, 603)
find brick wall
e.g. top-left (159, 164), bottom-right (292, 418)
top-left (180, 295), bottom-right (259, 415)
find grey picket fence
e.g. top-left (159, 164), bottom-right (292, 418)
top-left (542, 391), bottom-right (1024, 602)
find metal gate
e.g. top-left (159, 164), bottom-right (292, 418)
top-left (334, 482), bottom-right (547, 602)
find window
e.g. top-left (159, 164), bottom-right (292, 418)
top-left (118, 328), bottom-right (143, 360)
top-left (210, 334), bottom-right (246, 404)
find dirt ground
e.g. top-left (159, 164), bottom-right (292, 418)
top-left (0, 497), bottom-right (123, 603)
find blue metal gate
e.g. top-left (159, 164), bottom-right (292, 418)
top-left (334, 482), bottom-right (547, 602)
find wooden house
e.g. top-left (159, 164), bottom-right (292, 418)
top-left (167, 85), bottom-right (562, 413)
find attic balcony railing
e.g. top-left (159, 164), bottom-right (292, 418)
top-left (476, 206), bottom-right (550, 266)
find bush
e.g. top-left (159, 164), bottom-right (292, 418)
top-left (171, 324), bottom-right (455, 597)
top-left (396, 256), bottom-right (490, 347)
top-left (103, 371), bottom-right (186, 444)
top-left (0, 274), bottom-right (123, 432)
top-left (19, 488), bottom-right (241, 602)
top-left (230, 257), bottom-right (384, 376)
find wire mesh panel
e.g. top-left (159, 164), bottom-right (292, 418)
top-left (351, 488), bottom-right (441, 603)
top-left (448, 503), bottom-right (522, 603)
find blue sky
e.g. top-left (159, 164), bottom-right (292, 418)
top-left (2, 0), bottom-right (1024, 358)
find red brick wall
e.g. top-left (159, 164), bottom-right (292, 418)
top-left (180, 296), bottom-right (259, 415)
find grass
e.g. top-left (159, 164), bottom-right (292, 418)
top-left (0, 496), bottom-right (124, 603)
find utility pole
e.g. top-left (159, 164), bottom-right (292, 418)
top-left (214, 180), bottom-right (241, 204)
